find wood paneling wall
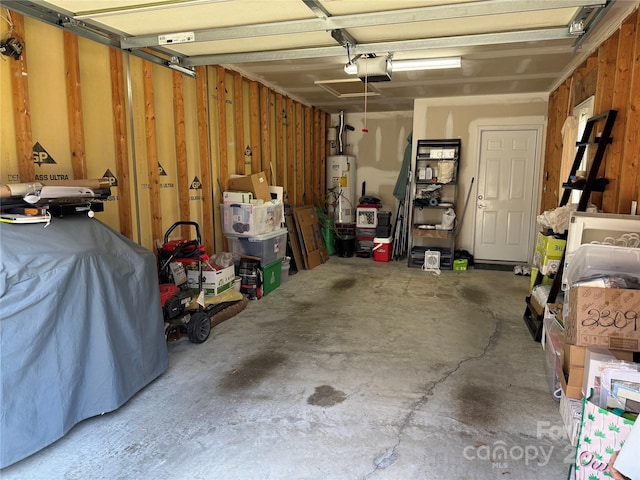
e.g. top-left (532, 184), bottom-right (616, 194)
top-left (3, 13), bottom-right (328, 253)
top-left (543, 9), bottom-right (640, 215)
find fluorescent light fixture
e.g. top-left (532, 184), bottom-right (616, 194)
top-left (343, 56), bottom-right (461, 75)
top-left (392, 57), bottom-right (461, 71)
top-left (167, 61), bottom-right (197, 78)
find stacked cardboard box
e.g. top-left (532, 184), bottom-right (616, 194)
top-left (533, 231), bottom-right (566, 275)
top-left (563, 244), bottom-right (640, 353)
top-left (552, 243), bottom-right (640, 451)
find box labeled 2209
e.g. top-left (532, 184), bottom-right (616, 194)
top-left (565, 286), bottom-right (640, 352)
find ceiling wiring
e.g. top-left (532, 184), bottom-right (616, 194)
top-left (1, 8), bottom-right (15, 37)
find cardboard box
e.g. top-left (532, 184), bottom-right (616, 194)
top-left (187, 265), bottom-right (235, 296)
top-left (533, 232), bottom-right (565, 275)
top-left (529, 294), bottom-right (545, 317)
top-left (530, 267), bottom-right (553, 291)
top-left (538, 254), bottom-right (562, 275)
top-left (560, 364), bottom-right (584, 399)
top-left (561, 344), bottom-right (586, 399)
top-left (228, 172), bottom-right (271, 202)
top-left (563, 344), bottom-right (587, 370)
top-left (566, 286), bottom-right (640, 351)
top-left (535, 231), bottom-right (566, 258)
top-left (544, 236), bottom-right (566, 258)
top-left (223, 191), bottom-right (253, 204)
top-left (561, 344), bottom-right (634, 399)
top-left (545, 302), bottom-right (563, 326)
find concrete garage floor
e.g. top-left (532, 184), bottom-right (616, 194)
top-left (2, 257), bottom-right (571, 479)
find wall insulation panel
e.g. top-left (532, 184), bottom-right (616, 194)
top-left (24, 18), bottom-right (72, 185)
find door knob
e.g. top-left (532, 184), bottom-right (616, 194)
top-left (477, 195), bottom-right (483, 200)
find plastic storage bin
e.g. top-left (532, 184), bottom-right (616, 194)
top-left (262, 258), bottom-right (283, 296)
top-left (377, 211), bottom-right (392, 226)
top-left (543, 316), bottom-right (564, 402)
top-left (220, 200), bottom-right (283, 237)
top-left (561, 243), bottom-right (640, 291)
top-left (356, 227), bottom-right (376, 238)
top-left (227, 227), bottom-right (288, 264)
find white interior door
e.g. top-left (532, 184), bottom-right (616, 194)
top-left (474, 129), bottom-right (538, 263)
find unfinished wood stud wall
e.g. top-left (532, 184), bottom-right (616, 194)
top-left (172, 71), bottom-right (191, 240)
top-left (275, 93), bottom-right (285, 187)
top-left (215, 66), bottom-right (229, 193)
top-left (233, 72), bottom-right (245, 176)
top-left (142, 60), bottom-right (163, 246)
top-left (63, 32), bottom-right (87, 180)
top-left (543, 9), bottom-right (640, 215)
top-left (9, 14), bottom-right (35, 184)
top-left (108, 48), bottom-right (133, 239)
top-left (3, 13), bottom-right (330, 253)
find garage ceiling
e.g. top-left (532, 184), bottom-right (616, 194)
top-left (8, 0), bottom-right (639, 112)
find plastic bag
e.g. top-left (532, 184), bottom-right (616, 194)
top-left (441, 208), bottom-right (456, 230)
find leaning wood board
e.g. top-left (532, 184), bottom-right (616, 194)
top-left (293, 206), bottom-right (328, 270)
top-left (285, 213), bottom-right (306, 271)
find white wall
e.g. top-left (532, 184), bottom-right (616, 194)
top-left (329, 111), bottom-right (414, 220)
top-left (327, 95), bottom-right (549, 262)
top-left (412, 93), bottom-right (549, 258)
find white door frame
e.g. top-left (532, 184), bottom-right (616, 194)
top-left (470, 118), bottom-right (545, 264)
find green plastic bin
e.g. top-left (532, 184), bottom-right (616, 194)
top-left (262, 258), bottom-right (283, 296)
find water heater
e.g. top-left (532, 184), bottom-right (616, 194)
top-left (326, 155), bottom-right (356, 224)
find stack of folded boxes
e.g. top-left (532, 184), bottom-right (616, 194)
top-left (221, 172), bottom-right (287, 297)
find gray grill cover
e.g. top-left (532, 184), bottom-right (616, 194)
top-left (0, 217), bottom-right (168, 468)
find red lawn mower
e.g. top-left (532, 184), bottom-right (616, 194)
top-left (157, 221), bottom-right (211, 344)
